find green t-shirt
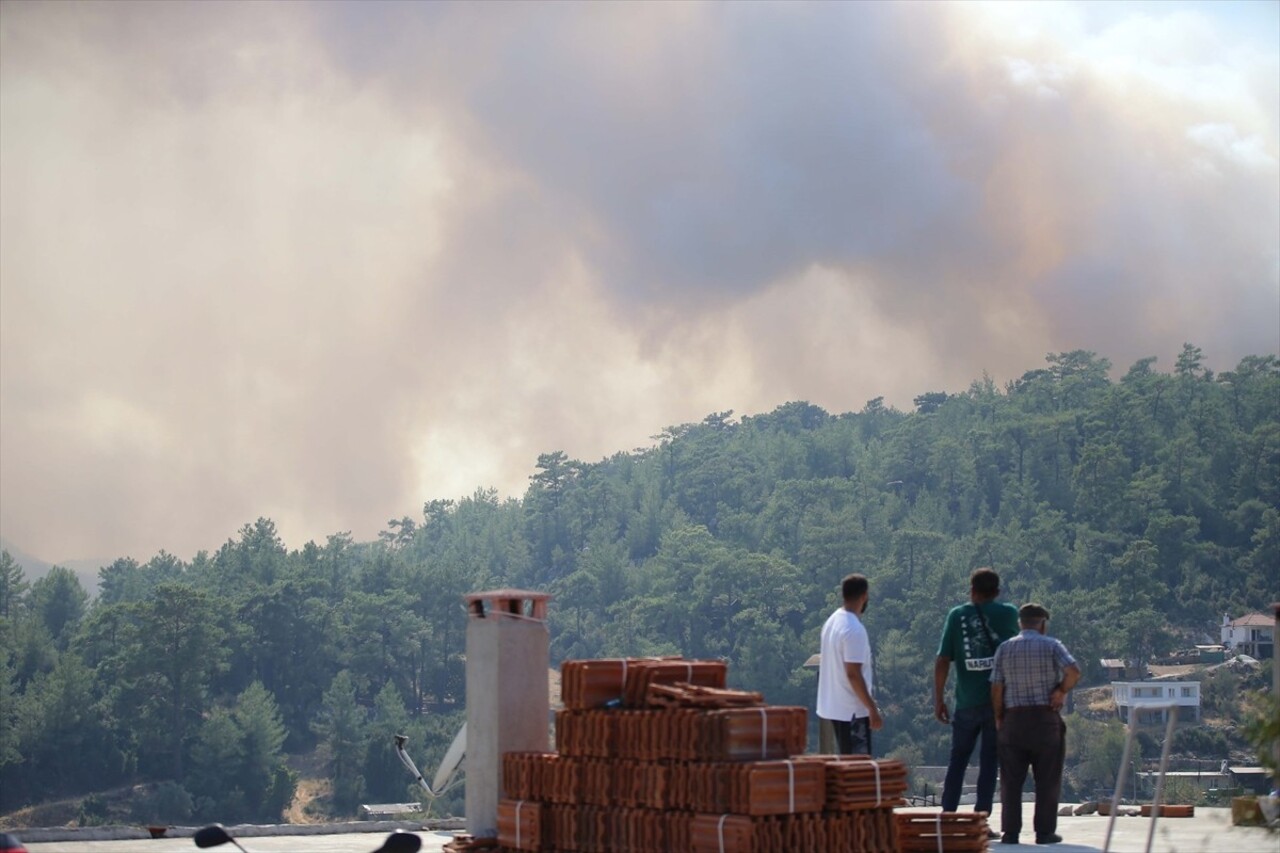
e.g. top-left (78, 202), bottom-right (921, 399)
top-left (937, 600), bottom-right (1020, 710)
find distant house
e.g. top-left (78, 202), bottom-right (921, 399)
top-left (1227, 766), bottom-right (1274, 795)
top-left (1221, 613), bottom-right (1275, 659)
top-left (1100, 658), bottom-right (1145, 680)
top-left (1111, 681), bottom-right (1201, 725)
top-left (1192, 644), bottom-right (1225, 664)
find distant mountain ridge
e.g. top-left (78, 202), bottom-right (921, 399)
top-left (0, 536), bottom-right (106, 594)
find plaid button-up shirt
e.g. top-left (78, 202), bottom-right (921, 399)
top-left (990, 629), bottom-right (1076, 708)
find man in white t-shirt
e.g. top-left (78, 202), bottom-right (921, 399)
top-left (816, 573), bottom-right (882, 755)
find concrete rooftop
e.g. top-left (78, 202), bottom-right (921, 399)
top-left (17, 805), bottom-right (1278, 853)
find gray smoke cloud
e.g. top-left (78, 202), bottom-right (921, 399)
top-left (1, 1), bottom-right (1276, 563)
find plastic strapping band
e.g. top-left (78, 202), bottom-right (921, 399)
top-left (786, 759), bottom-right (795, 813)
top-left (620, 659), bottom-right (628, 704)
top-left (718, 813), bottom-right (728, 853)
top-left (935, 812), bottom-right (943, 853)
top-left (516, 799), bottom-right (523, 850)
top-left (758, 707), bottom-right (768, 758)
top-left (869, 759), bottom-right (882, 805)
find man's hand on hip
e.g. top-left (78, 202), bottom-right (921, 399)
top-left (869, 706), bottom-right (884, 731)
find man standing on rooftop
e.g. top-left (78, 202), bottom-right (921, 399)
top-left (991, 603), bottom-right (1081, 846)
top-left (934, 567), bottom-right (1019, 831)
top-left (816, 573), bottom-right (881, 755)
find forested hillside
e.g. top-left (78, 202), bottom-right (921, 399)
top-left (1, 345), bottom-right (1277, 822)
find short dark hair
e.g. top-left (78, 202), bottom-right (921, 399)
top-left (971, 567), bottom-right (1000, 598)
top-left (842, 573), bottom-right (869, 602)
top-left (1019, 603), bottom-right (1050, 624)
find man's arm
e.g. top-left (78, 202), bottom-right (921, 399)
top-left (845, 662), bottom-right (883, 730)
top-left (933, 656), bottom-right (952, 723)
top-left (990, 645), bottom-right (1006, 730)
top-left (1050, 663), bottom-right (1082, 710)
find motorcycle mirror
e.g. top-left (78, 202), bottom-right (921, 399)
top-left (194, 825), bottom-right (251, 852)
top-left (371, 829), bottom-right (422, 853)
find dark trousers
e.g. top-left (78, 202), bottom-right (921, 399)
top-left (942, 704), bottom-right (998, 814)
top-left (998, 707), bottom-right (1065, 839)
top-left (831, 716), bottom-right (873, 756)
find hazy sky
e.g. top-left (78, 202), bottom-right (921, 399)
top-left (2, 1), bottom-right (1277, 565)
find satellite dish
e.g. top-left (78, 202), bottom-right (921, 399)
top-left (433, 722), bottom-right (467, 793)
top-left (395, 726), bottom-right (466, 799)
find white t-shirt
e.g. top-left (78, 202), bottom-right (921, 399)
top-left (816, 606), bottom-right (874, 721)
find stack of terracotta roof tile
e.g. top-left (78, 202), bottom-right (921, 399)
top-left (609, 709), bottom-right (698, 761)
top-left (699, 706), bottom-right (808, 762)
top-left (610, 759), bottom-right (674, 810)
top-left (560, 659), bottom-right (632, 710)
top-left (646, 682), bottom-right (763, 708)
top-left (1140, 803), bottom-right (1193, 817)
top-left (554, 709), bottom-right (615, 759)
top-left (559, 705), bottom-right (808, 764)
top-left (723, 759), bottom-right (826, 815)
top-left (689, 810), bottom-right (901, 853)
top-left (557, 662), bottom-right (798, 762)
top-left (598, 806), bottom-right (693, 852)
top-left (796, 753), bottom-right (909, 810)
top-left (496, 799), bottom-right (544, 852)
top-left (560, 657), bottom-right (728, 710)
top-left (825, 808), bottom-right (901, 852)
top-left (579, 757), bottom-right (613, 808)
top-left (895, 810), bottom-right (991, 852)
top-left (574, 804), bottom-right (609, 853)
top-left (501, 752), bottom-right (541, 801)
top-left (544, 803), bottom-right (577, 851)
top-left (491, 655), bottom-right (904, 852)
top-left (621, 659), bottom-right (728, 706)
top-left (690, 813), bottom-right (753, 852)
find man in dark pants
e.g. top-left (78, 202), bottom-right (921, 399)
top-left (816, 573), bottom-right (882, 754)
top-left (934, 568), bottom-right (1019, 835)
top-left (991, 603), bottom-right (1080, 846)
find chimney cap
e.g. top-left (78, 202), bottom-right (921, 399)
top-left (464, 588), bottom-right (552, 620)
top-left (464, 588), bottom-right (552, 604)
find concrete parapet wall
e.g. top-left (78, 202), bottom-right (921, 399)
top-left (11, 818), bottom-right (465, 844)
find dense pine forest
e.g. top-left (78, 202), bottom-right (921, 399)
top-left (1, 345), bottom-right (1277, 824)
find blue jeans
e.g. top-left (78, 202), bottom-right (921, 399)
top-left (941, 704), bottom-right (997, 814)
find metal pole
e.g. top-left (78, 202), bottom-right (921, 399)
top-left (1104, 709), bottom-right (1138, 852)
top-left (1145, 704), bottom-right (1179, 853)
top-left (1272, 602), bottom-right (1280, 789)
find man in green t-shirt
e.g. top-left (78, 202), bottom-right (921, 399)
top-left (934, 567), bottom-right (1019, 825)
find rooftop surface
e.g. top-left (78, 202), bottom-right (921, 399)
top-left (17, 805), bottom-right (1278, 853)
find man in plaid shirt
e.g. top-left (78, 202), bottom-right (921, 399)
top-left (990, 603), bottom-right (1081, 846)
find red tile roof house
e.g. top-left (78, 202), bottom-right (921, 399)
top-left (1220, 613), bottom-right (1276, 659)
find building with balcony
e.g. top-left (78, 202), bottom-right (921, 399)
top-left (1221, 613), bottom-right (1275, 659)
top-left (1111, 680), bottom-right (1201, 724)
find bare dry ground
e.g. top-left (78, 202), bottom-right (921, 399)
top-left (284, 748), bottom-right (334, 823)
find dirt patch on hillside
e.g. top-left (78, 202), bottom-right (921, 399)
top-left (282, 748), bottom-right (333, 823)
top-left (0, 798), bottom-right (79, 830)
top-left (0, 784), bottom-right (146, 830)
top-left (1076, 685), bottom-right (1115, 716)
top-left (284, 776), bottom-right (332, 824)
top-left (3, 751), bottom-right (335, 829)
top-left (1148, 664), bottom-right (1204, 678)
